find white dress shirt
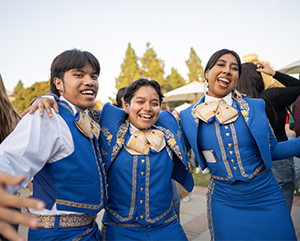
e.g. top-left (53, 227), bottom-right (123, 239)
top-left (0, 97), bottom-right (87, 215)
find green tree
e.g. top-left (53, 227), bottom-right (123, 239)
top-left (13, 80), bottom-right (50, 113)
top-left (140, 42), bottom-right (165, 92)
top-left (115, 43), bottom-right (140, 90)
top-left (186, 47), bottom-right (204, 83)
top-left (13, 80), bottom-right (24, 95)
top-left (165, 68), bottom-right (186, 92)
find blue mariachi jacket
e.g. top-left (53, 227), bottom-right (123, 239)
top-left (99, 103), bottom-right (193, 225)
top-left (181, 96), bottom-right (300, 183)
top-left (33, 101), bottom-right (106, 215)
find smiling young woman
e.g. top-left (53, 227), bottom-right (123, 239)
top-left (99, 78), bottom-right (193, 240)
top-left (180, 49), bottom-right (298, 240)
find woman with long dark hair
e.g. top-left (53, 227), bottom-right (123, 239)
top-left (236, 61), bottom-right (300, 212)
top-left (181, 49), bottom-right (298, 240)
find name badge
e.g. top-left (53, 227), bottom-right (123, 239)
top-left (202, 150), bottom-right (218, 163)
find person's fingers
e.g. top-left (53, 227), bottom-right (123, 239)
top-left (0, 207), bottom-right (38, 228)
top-left (20, 108), bottom-right (30, 117)
top-left (0, 174), bottom-right (45, 210)
top-left (0, 173), bottom-right (25, 186)
top-left (37, 102), bottom-right (46, 117)
top-left (0, 221), bottom-right (25, 241)
top-left (44, 102), bottom-right (53, 117)
top-left (0, 191), bottom-right (45, 210)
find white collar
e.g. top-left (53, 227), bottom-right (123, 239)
top-left (129, 123), bottom-right (140, 134)
top-left (204, 92), bottom-right (233, 106)
top-left (59, 96), bottom-right (87, 115)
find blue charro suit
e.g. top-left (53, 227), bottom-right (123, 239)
top-left (30, 101), bottom-right (106, 241)
top-left (99, 103), bottom-right (193, 240)
top-left (180, 96), bottom-right (297, 241)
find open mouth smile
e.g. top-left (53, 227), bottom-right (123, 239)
top-left (217, 77), bottom-right (231, 88)
top-left (81, 89), bottom-right (95, 98)
top-left (139, 114), bottom-right (153, 120)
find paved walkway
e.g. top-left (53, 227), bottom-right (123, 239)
top-left (19, 187), bottom-right (300, 240)
top-left (180, 186), bottom-right (300, 241)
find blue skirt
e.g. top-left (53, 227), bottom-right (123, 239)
top-left (207, 169), bottom-right (296, 240)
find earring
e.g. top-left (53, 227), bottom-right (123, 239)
top-left (58, 88), bottom-right (61, 91)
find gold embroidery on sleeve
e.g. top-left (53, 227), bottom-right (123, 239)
top-left (111, 120), bottom-right (129, 162)
top-left (101, 127), bottom-right (112, 146)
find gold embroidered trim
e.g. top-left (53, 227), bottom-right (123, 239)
top-left (29, 213), bottom-right (94, 229)
top-left (235, 98), bottom-right (249, 125)
top-left (91, 139), bottom-right (106, 199)
top-left (88, 109), bottom-right (101, 123)
top-left (191, 102), bottom-right (200, 126)
top-left (59, 102), bottom-right (74, 115)
top-left (73, 219), bottom-right (96, 241)
top-left (103, 214), bottom-right (177, 227)
top-left (145, 156), bottom-right (172, 223)
top-left (55, 108), bottom-right (104, 210)
top-left (230, 124), bottom-right (265, 179)
top-left (211, 122), bottom-right (233, 181)
top-left (177, 129), bottom-right (182, 140)
top-left (155, 126), bottom-right (183, 161)
top-left (106, 155), bottom-right (137, 221)
top-left (100, 145), bottom-right (108, 156)
top-left (206, 177), bottom-right (215, 241)
top-left (101, 127), bottom-right (112, 146)
top-left (56, 199), bottom-right (101, 210)
top-left (111, 120), bottom-right (129, 162)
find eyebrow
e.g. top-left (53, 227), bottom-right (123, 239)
top-left (218, 59), bottom-right (238, 66)
top-left (135, 96), bottom-right (159, 102)
top-left (70, 69), bottom-right (98, 75)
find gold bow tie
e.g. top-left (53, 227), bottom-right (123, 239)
top-left (75, 111), bottom-right (100, 139)
top-left (125, 129), bottom-right (166, 155)
top-left (195, 101), bottom-right (239, 124)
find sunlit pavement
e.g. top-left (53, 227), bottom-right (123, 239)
top-left (19, 186), bottom-right (300, 241)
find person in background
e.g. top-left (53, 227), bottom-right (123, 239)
top-left (292, 96), bottom-right (300, 191)
top-left (236, 61), bottom-right (300, 212)
top-left (161, 101), bottom-right (170, 111)
top-left (181, 49), bottom-right (297, 240)
top-left (113, 87), bottom-right (126, 109)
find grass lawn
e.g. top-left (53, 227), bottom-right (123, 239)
top-left (193, 171), bottom-right (210, 187)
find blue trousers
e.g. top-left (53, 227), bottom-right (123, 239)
top-left (272, 158), bottom-right (295, 212)
top-left (28, 219), bottom-right (101, 241)
top-left (102, 218), bottom-right (187, 240)
top-left (171, 179), bottom-right (181, 223)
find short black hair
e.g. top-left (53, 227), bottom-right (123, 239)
top-left (123, 78), bottom-right (164, 105)
top-left (50, 49), bottom-right (100, 96)
top-left (115, 87), bottom-right (126, 108)
top-left (204, 49), bottom-right (242, 81)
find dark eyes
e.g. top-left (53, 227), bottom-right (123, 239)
top-left (216, 63), bottom-right (238, 71)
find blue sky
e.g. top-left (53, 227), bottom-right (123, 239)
top-left (1, 0), bottom-right (300, 102)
